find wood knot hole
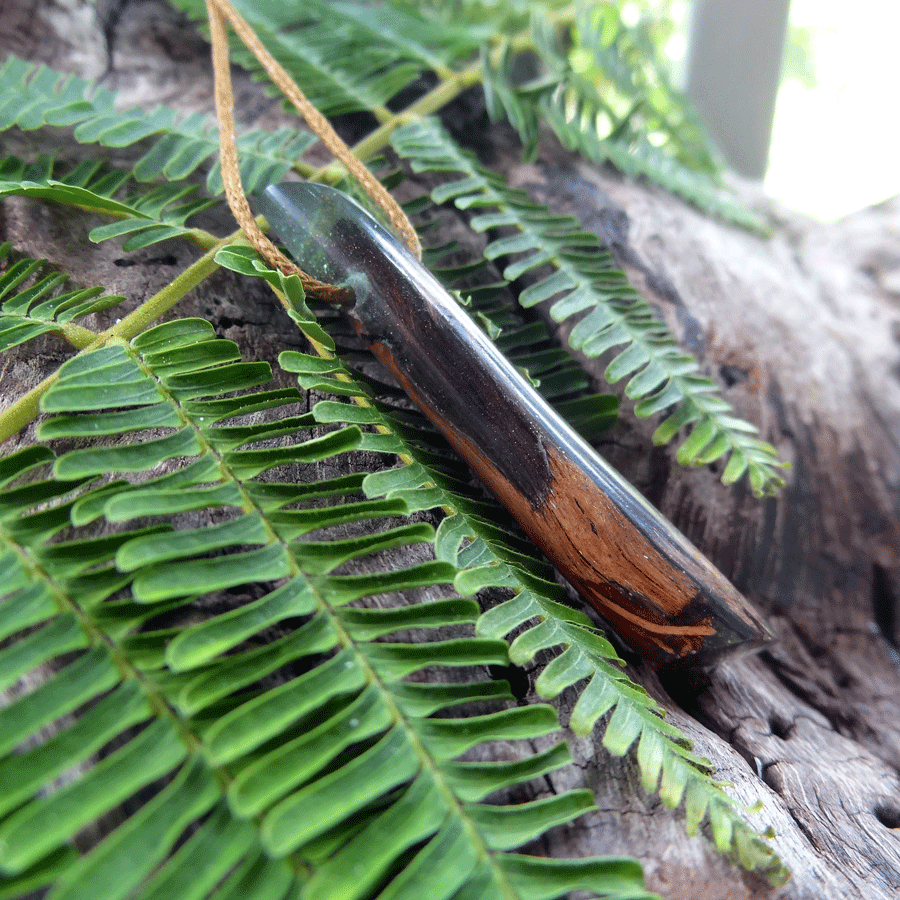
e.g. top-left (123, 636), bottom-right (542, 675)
top-left (874, 804), bottom-right (900, 829)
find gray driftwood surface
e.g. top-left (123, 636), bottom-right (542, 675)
top-left (2, 3), bottom-right (899, 898)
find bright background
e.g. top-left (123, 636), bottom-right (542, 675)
top-left (644, 0), bottom-right (900, 222)
top-left (764, 0), bottom-right (900, 221)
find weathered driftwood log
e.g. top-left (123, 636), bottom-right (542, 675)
top-left (2, 3), bottom-right (899, 898)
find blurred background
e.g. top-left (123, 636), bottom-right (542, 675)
top-left (645, 0), bottom-right (900, 221)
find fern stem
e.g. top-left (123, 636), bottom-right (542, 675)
top-left (185, 227), bottom-right (227, 251)
top-left (0, 237), bottom-right (232, 443)
top-left (0, 374), bottom-right (51, 442)
top-left (56, 322), bottom-right (99, 348)
top-left (101, 238), bottom-right (231, 343)
top-left (346, 64), bottom-right (484, 167)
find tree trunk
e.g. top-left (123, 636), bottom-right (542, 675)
top-left (2, 3), bottom-right (899, 898)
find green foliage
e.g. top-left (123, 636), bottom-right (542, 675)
top-left (0, 0), bottom-right (792, 895)
top-left (493, 6), bottom-right (760, 229)
top-left (0, 242), bottom-right (126, 352)
top-left (170, 0), bottom-right (478, 113)
top-left (0, 320), bottom-right (661, 900)
top-left (0, 155), bottom-right (218, 250)
top-left (0, 55), bottom-right (316, 195)
top-left (391, 118), bottom-right (786, 496)
top-left (0, 9), bottom-right (788, 494)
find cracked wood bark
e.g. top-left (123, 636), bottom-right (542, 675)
top-left (2, 3), bottom-right (899, 899)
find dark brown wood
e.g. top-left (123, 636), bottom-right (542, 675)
top-left (260, 182), bottom-right (774, 666)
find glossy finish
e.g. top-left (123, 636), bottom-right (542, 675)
top-left (258, 182), bottom-right (774, 666)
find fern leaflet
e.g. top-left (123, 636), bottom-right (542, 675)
top-left (0, 155), bottom-right (218, 250)
top-left (0, 242), bottom-right (126, 353)
top-left (168, 0), bottom-right (444, 118)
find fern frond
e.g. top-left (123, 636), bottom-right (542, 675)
top-left (556, 6), bottom-right (722, 176)
top-left (0, 318), bottom-right (658, 900)
top-left (0, 242), bottom-right (126, 353)
top-left (169, 0), bottom-right (442, 118)
top-left (0, 56), bottom-right (316, 194)
top-left (207, 233), bottom-right (784, 885)
top-left (329, 0), bottom-right (485, 71)
top-left (296, 350), bottom-right (786, 884)
top-left (391, 117), bottom-right (787, 496)
top-left (0, 155), bottom-right (218, 250)
top-left (484, 6), bottom-right (760, 228)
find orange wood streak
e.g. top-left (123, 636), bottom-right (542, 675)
top-left (371, 340), bottom-right (720, 661)
top-left (259, 181), bottom-right (773, 665)
top-left (541, 453), bottom-right (698, 616)
top-left (477, 449), bottom-right (719, 661)
top-left (537, 453), bottom-right (717, 660)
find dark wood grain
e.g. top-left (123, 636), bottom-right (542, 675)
top-left (260, 183), bottom-right (774, 666)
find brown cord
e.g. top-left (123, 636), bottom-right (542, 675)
top-left (207, 0), bottom-right (353, 303)
top-left (205, 0), bottom-right (421, 303)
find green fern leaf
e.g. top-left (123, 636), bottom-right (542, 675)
top-left (0, 154), bottom-right (219, 249)
top-left (486, 6), bottom-right (761, 229)
top-left (169, 0), bottom-right (434, 117)
top-left (0, 243), bottom-right (126, 353)
top-left (0, 316), bottom-right (660, 899)
top-left (391, 117), bottom-right (787, 496)
top-left (0, 56), bottom-right (316, 195)
top-left (498, 853), bottom-right (660, 900)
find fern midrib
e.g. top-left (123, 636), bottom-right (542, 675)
top-left (301, 573), bottom-right (526, 900)
top-left (346, 64), bottom-right (483, 170)
top-left (133, 332), bottom-right (529, 897)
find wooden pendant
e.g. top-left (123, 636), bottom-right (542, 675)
top-left (258, 182), bottom-right (774, 667)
